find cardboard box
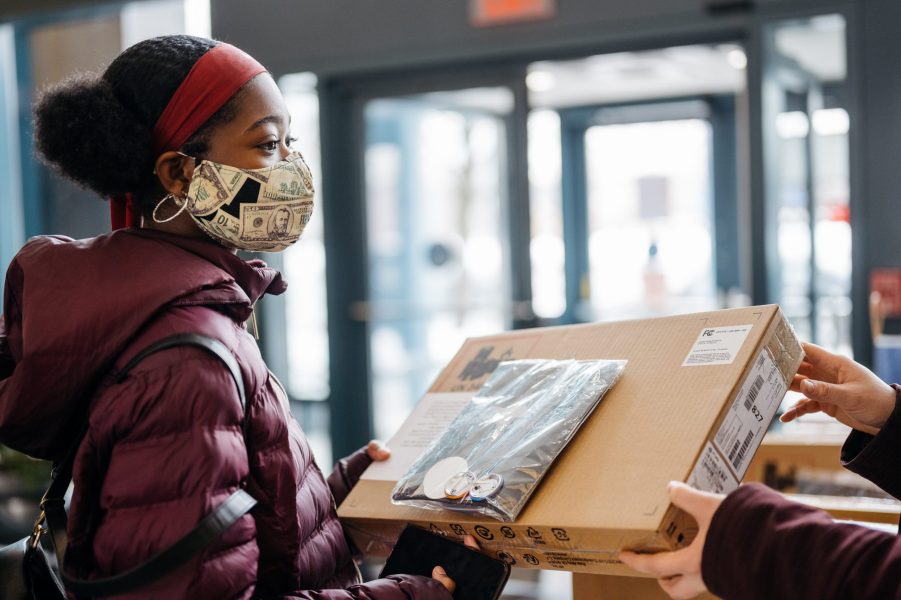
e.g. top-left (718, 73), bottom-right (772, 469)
top-left (338, 305), bottom-right (803, 576)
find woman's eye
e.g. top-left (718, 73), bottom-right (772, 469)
top-left (286, 136), bottom-right (297, 147)
top-left (260, 140), bottom-right (279, 152)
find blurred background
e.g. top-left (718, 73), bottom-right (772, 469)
top-left (1, 0), bottom-right (900, 597)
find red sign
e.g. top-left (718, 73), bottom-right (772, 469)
top-left (871, 269), bottom-right (901, 317)
top-left (470, 0), bottom-right (557, 27)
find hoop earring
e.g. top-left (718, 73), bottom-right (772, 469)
top-left (152, 193), bottom-right (190, 224)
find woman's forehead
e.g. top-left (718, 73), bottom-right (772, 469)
top-left (233, 74), bottom-right (289, 131)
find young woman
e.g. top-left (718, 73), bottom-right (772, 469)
top-left (0, 35), bottom-right (467, 598)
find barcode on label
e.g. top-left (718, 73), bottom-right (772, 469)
top-left (731, 430), bottom-right (755, 469)
top-left (743, 375), bottom-right (765, 411)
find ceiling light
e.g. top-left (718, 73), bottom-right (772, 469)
top-left (727, 49), bottom-right (747, 70)
top-left (812, 108), bottom-right (850, 136)
top-left (526, 71), bottom-right (556, 92)
top-left (775, 111), bottom-right (810, 139)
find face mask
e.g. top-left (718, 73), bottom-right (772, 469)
top-left (161, 151), bottom-right (315, 252)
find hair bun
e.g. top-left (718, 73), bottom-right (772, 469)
top-left (34, 73), bottom-right (154, 197)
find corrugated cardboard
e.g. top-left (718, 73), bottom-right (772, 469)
top-left (338, 305), bottom-right (803, 576)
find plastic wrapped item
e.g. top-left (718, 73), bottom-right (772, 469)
top-left (391, 359), bottom-right (627, 521)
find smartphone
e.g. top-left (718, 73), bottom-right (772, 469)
top-left (379, 525), bottom-right (511, 600)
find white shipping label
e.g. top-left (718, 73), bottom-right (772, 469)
top-left (361, 392), bottom-right (473, 481)
top-left (713, 351), bottom-right (785, 478)
top-left (688, 442), bottom-right (739, 495)
top-left (683, 325), bottom-right (754, 366)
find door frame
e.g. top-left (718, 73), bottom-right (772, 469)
top-left (558, 95), bottom-right (740, 324)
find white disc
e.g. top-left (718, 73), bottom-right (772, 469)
top-left (423, 456), bottom-right (468, 500)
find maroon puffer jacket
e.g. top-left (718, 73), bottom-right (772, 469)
top-left (0, 228), bottom-right (450, 599)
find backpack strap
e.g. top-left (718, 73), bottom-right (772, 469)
top-left (41, 333), bottom-right (256, 598)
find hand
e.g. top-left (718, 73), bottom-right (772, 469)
top-left (780, 342), bottom-right (896, 435)
top-left (431, 535), bottom-right (480, 594)
top-left (619, 482), bottom-right (723, 600)
top-left (431, 566), bottom-right (455, 594)
top-left (366, 440), bottom-right (391, 462)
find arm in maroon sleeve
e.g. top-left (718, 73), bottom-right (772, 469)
top-left (327, 447), bottom-right (373, 508)
top-left (841, 385), bottom-right (901, 499)
top-left (702, 483), bottom-right (901, 600)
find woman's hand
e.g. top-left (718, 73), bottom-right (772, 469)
top-left (431, 535), bottom-right (480, 594)
top-left (619, 482), bottom-right (723, 600)
top-left (780, 342), bottom-right (896, 435)
top-left (366, 440), bottom-right (391, 462)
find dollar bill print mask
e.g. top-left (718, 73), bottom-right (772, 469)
top-left (165, 151), bottom-right (315, 252)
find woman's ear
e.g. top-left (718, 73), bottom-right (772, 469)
top-left (154, 151), bottom-right (195, 196)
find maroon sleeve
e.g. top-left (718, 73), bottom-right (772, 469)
top-left (277, 574), bottom-right (453, 599)
top-left (841, 386), bottom-right (901, 499)
top-left (328, 447), bottom-right (373, 508)
top-left (0, 257), bottom-right (23, 380)
top-left (702, 483), bottom-right (901, 600)
top-left (0, 314), bottom-right (12, 380)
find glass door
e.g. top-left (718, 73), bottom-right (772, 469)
top-left (363, 89), bottom-right (514, 440)
top-left (539, 44), bottom-right (747, 323)
top-left (583, 110), bottom-right (716, 320)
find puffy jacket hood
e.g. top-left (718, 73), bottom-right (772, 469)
top-left (0, 228), bottom-right (286, 460)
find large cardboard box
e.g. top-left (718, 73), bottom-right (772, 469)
top-left (338, 305), bottom-right (803, 576)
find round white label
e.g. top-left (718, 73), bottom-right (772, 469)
top-left (423, 456), bottom-right (469, 500)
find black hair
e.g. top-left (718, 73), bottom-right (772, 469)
top-left (33, 35), bottom-right (246, 212)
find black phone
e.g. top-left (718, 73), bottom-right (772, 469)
top-left (380, 525), bottom-right (511, 600)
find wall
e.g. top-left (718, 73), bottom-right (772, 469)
top-left (212, 0), bottom-right (822, 77)
top-left (27, 16), bottom-right (122, 238)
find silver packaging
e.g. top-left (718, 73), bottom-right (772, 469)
top-left (391, 358), bottom-right (627, 521)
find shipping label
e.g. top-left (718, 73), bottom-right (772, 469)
top-left (683, 324), bottom-right (753, 366)
top-left (713, 351), bottom-right (785, 478)
top-left (688, 441), bottom-right (739, 495)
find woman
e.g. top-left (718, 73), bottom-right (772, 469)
top-left (620, 342), bottom-right (901, 599)
top-left (0, 35), bottom-right (464, 598)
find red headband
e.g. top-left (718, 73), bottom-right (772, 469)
top-left (111, 43), bottom-right (267, 230)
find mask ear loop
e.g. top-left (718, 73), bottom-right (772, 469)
top-left (152, 192), bottom-right (190, 224)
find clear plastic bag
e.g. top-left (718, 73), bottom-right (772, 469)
top-left (391, 358), bottom-right (627, 521)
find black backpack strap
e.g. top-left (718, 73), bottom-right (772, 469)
top-left (40, 333), bottom-right (256, 598)
top-left (59, 489), bottom-right (255, 597)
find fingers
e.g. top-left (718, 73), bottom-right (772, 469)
top-left (619, 548), bottom-right (694, 578)
top-left (789, 373), bottom-right (808, 393)
top-left (800, 342), bottom-right (833, 365)
top-left (432, 566), bottom-right (455, 593)
top-left (795, 361), bottom-right (814, 379)
top-left (367, 439), bottom-right (391, 461)
top-left (462, 534), bottom-right (480, 550)
top-left (666, 482), bottom-right (722, 521)
top-left (658, 573), bottom-right (709, 600)
top-left (780, 398), bottom-right (823, 423)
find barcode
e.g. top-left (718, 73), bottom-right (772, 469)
top-left (732, 430), bottom-right (755, 469)
top-left (744, 375), bottom-right (765, 411)
top-left (728, 438), bottom-right (741, 463)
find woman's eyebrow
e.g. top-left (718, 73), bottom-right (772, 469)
top-left (244, 114), bottom-right (286, 133)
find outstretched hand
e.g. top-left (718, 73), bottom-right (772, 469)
top-left (619, 482), bottom-right (723, 600)
top-left (780, 342), bottom-right (895, 435)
